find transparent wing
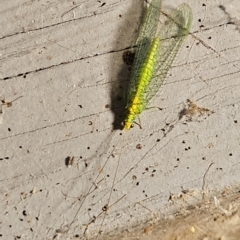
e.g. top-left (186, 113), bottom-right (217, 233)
top-left (126, 0), bottom-right (162, 105)
top-left (136, 0), bottom-right (162, 46)
top-left (144, 4), bottom-right (192, 105)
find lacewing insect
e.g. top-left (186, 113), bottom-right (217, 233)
top-left (124, 0), bottom-right (192, 130)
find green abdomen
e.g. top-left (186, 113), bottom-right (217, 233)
top-left (124, 37), bottom-right (160, 130)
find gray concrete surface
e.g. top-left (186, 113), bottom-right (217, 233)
top-left (0, 0), bottom-right (240, 239)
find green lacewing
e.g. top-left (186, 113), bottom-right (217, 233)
top-left (124, 0), bottom-right (192, 130)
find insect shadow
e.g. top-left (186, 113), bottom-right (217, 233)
top-left (109, 1), bottom-right (145, 130)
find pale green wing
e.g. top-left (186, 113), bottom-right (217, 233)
top-left (144, 4), bottom-right (192, 105)
top-left (126, 0), bottom-right (162, 106)
top-left (136, 0), bottom-right (162, 46)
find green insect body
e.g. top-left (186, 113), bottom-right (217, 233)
top-left (124, 0), bottom-right (192, 130)
top-left (124, 37), bottom-right (160, 130)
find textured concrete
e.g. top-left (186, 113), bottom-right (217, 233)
top-left (0, 0), bottom-right (240, 239)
